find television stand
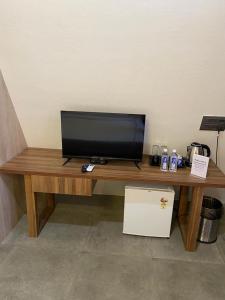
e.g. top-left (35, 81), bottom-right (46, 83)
top-left (90, 157), bottom-right (108, 165)
top-left (62, 157), bottom-right (72, 166)
top-left (134, 161), bottom-right (141, 170)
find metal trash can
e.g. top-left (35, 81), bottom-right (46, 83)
top-left (198, 196), bottom-right (223, 243)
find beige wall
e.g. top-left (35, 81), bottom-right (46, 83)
top-left (0, 1), bottom-right (225, 198)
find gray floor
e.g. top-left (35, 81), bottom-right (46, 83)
top-left (0, 195), bottom-right (225, 300)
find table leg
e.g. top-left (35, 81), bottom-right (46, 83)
top-left (178, 186), bottom-right (189, 218)
top-left (46, 193), bottom-right (55, 210)
top-left (186, 186), bottom-right (203, 251)
top-left (178, 186), bottom-right (203, 251)
top-left (24, 175), bottom-right (39, 237)
top-left (39, 193), bottom-right (55, 232)
top-left (24, 176), bottom-right (56, 237)
top-left (178, 186), bottom-right (189, 248)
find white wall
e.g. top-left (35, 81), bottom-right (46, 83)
top-left (0, 1), bottom-right (225, 198)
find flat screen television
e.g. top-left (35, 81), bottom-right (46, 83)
top-left (60, 111), bottom-right (145, 163)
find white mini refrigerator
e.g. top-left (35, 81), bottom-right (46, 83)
top-left (123, 184), bottom-right (175, 237)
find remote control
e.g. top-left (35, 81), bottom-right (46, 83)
top-left (81, 164), bottom-right (95, 173)
top-left (86, 164), bottom-right (95, 172)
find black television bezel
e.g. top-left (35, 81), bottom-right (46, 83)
top-left (60, 110), bottom-right (146, 162)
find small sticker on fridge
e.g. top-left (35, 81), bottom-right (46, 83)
top-left (160, 198), bottom-right (168, 209)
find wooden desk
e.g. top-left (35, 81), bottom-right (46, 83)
top-left (1, 147), bottom-right (225, 251)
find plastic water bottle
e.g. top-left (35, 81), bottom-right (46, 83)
top-left (160, 148), bottom-right (169, 171)
top-left (169, 149), bottom-right (178, 172)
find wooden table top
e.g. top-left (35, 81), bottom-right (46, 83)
top-left (0, 148), bottom-right (225, 188)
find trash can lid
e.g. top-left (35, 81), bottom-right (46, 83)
top-left (203, 196), bottom-right (223, 209)
top-left (201, 196), bottom-right (223, 220)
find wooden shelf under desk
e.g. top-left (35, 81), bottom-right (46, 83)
top-left (31, 175), bottom-right (95, 196)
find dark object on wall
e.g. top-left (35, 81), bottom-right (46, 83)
top-left (61, 111), bottom-right (145, 164)
top-left (200, 116), bottom-right (225, 132)
top-left (198, 196), bottom-right (223, 243)
top-left (200, 116), bottom-right (225, 165)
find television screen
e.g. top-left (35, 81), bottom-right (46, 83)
top-left (61, 111), bottom-right (145, 162)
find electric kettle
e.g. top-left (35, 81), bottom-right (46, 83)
top-left (187, 142), bottom-right (211, 165)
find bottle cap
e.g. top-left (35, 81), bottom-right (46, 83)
top-left (163, 148), bottom-right (168, 153)
top-left (172, 149), bottom-right (176, 153)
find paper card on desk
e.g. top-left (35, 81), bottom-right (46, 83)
top-left (191, 154), bottom-right (209, 179)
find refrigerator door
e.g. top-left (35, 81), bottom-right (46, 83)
top-left (123, 185), bottom-right (175, 237)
